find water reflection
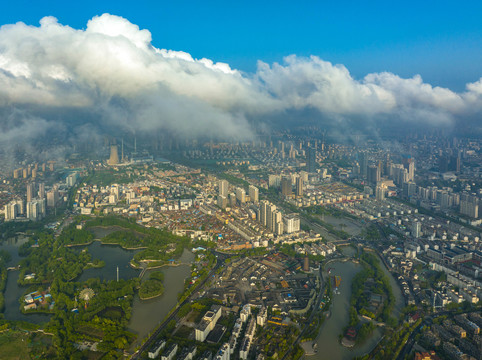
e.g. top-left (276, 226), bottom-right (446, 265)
top-left (1, 233), bottom-right (195, 341)
top-left (312, 246), bottom-right (403, 359)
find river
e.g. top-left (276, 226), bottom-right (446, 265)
top-left (128, 248), bottom-right (194, 348)
top-left (311, 246), bottom-right (404, 359)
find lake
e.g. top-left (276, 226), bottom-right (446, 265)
top-left (0, 230), bottom-right (195, 349)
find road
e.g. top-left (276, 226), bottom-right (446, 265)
top-left (130, 250), bottom-right (230, 359)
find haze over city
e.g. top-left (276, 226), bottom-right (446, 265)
top-left (0, 1), bottom-right (481, 155)
top-left (0, 2), bottom-right (481, 360)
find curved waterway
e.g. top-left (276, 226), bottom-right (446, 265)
top-left (1, 229), bottom-right (195, 346)
top-left (128, 249), bottom-right (194, 348)
top-left (311, 246), bottom-right (404, 359)
top-left (1, 236), bottom-right (50, 324)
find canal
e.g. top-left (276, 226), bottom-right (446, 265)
top-left (311, 246), bottom-right (404, 359)
top-left (2, 236), bottom-right (51, 324)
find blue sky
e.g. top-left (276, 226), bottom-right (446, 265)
top-left (1, 0), bottom-right (481, 90)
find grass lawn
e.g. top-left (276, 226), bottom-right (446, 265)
top-left (0, 331), bottom-right (31, 359)
top-left (185, 310), bottom-right (201, 323)
top-left (174, 325), bottom-right (193, 339)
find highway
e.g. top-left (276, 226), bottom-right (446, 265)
top-left (130, 250), bottom-right (230, 359)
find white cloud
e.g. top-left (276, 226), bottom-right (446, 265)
top-left (0, 13), bottom-right (480, 143)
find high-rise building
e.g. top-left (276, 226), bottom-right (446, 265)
top-left (38, 182), bottom-right (45, 199)
top-left (279, 141), bottom-right (285, 158)
top-left (268, 175), bottom-right (281, 188)
top-left (14, 199), bottom-right (24, 215)
top-left (460, 193), bottom-right (479, 219)
top-left (47, 189), bottom-right (59, 208)
top-left (66, 173), bottom-right (79, 187)
top-left (107, 145), bottom-right (119, 165)
top-left (391, 164), bottom-right (408, 186)
top-left (283, 214), bottom-right (300, 234)
top-left (228, 193), bottom-right (236, 207)
top-left (358, 152), bottom-right (368, 178)
top-left (403, 181), bottom-right (417, 198)
top-left (266, 204), bottom-right (277, 232)
top-left (367, 165), bottom-right (380, 185)
top-left (281, 178), bottom-right (292, 197)
top-left (375, 183), bottom-right (385, 201)
top-left (236, 187), bottom-right (246, 204)
top-left (295, 177), bottom-right (303, 197)
top-left (407, 162), bottom-right (415, 181)
top-left (411, 222), bottom-right (421, 238)
top-left (299, 171), bottom-right (309, 183)
top-left (26, 182), bottom-right (35, 202)
top-left (38, 198), bottom-right (46, 216)
top-left (217, 195), bottom-right (227, 209)
top-left (289, 144), bottom-right (296, 159)
top-left (307, 146), bottom-right (317, 173)
top-left (272, 210), bottom-right (283, 234)
top-left (219, 180), bottom-right (229, 197)
top-left (4, 202), bottom-right (18, 221)
top-left (27, 200), bottom-right (40, 221)
top-left (259, 200), bottom-right (269, 226)
top-left (437, 190), bottom-right (451, 209)
top-left (248, 185), bottom-right (259, 203)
